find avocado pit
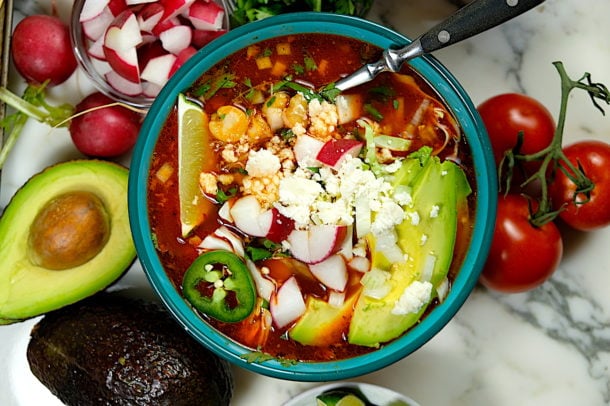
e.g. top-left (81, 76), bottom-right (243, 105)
top-left (28, 191), bottom-right (111, 270)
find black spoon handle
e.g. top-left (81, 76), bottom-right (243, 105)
top-left (418, 0), bottom-right (545, 53)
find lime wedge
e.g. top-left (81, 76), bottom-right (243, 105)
top-left (177, 93), bottom-right (215, 237)
top-left (335, 394), bottom-right (366, 406)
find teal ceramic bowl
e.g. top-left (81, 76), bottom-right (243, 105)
top-left (129, 12), bottom-right (497, 381)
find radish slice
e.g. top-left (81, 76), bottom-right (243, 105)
top-left (80, 0), bottom-right (111, 22)
top-left (127, 0), bottom-right (157, 4)
top-left (349, 256), bottom-right (370, 273)
top-left (160, 0), bottom-right (196, 20)
top-left (136, 3), bottom-right (165, 32)
top-left (270, 276), bottom-right (306, 329)
top-left (309, 254), bottom-right (348, 292)
top-left (159, 25), bottom-right (192, 54)
top-left (199, 234), bottom-right (233, 252)
top-left (82, 7), bottom-right (114, 40)
top-left (187, 0), bottom-right (225, 31)
top-left (105, 70), bottom-right (143, 96)
top-left (246, 259), bottom-right (275, 303)
top-left (141, 53), bottom-right (177, 87)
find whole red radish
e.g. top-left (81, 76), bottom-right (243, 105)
top-left (70, 92), bottom-right (142, 158)
top-left (11, 15), bottom-right (77, 86)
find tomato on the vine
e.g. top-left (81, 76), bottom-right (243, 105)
top-left (480, 194), bottom-right (563, 293)
top-left (477, 93), bottom-right (555, 167)
top-left (548, 140), bottom-right (610, 231)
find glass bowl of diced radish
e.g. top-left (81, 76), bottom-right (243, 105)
top-left (70, 0), bottom-right (229, 108)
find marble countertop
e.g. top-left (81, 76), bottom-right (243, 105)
top-left (1, 0), bottom-right (609, 405)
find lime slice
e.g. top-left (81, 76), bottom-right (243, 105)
top-left (335, 394), bottom-right (366, 406)
top-left (177, 93), bottom-right (215, 237)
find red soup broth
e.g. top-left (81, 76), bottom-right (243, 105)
top-left (147, 33), bottom-right (475, 362)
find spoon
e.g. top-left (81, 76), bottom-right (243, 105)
top-left (334, 0), bottom-right (545, 92)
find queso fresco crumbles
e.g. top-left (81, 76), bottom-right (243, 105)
top-left (147, 33), bottom-right (475, 361)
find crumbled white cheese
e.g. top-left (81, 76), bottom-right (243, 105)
top-left (245, 148), bottom-right (281, 177)
top-left (393, 185), bottom-right (413, 207)
top-left (392, 280), bottom-right (433, 315)
top-left (199, 172), bottom-right (218, 195)
top-left (407, 210), bottom-right (420, 226)
top-left (429, 204), bottom-right (440, 218)
top-left (308, 98), bottom-right (338, 138)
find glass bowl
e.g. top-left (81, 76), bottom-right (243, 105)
top-left (70, 0), bottom-right (229, 108)
top-left (128, 12), bottom-right (497, 381)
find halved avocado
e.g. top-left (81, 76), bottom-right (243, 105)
top-left (0, 160), bottom-right (136, 324)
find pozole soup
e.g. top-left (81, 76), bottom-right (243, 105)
top-left (147, 33), bottom-right (475, 362)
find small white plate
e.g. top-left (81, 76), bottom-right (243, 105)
top-left (283, 382), bottom-right (420, 406)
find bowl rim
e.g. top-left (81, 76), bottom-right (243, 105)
top-left (128, 11), bottom-right (497, 381)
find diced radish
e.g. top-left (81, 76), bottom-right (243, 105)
top-left (218, 200), bottom-right (233, 223)
top-left (230, 195), bottom-right (267, 237)
top-left (151, 16), bottom-right (180, 36)
top-left (187, 0), bottom-right (225, 31)
top-left (105, 70), bottom-right (143, 95)
top-left (104, 10), bottom-right (142, 51)
top-left (142, 82), bottom-right (163, 98)
top-left (309, 254), bottom-right (348, 292)
top-left (159, 0), bottom-right (196, 21)
top-left (191, 28), bottom-right (227, 48)
top-left (103, 46), bottom-right (140, 83)
top-left (270, 276), bottom-right (306, 329)
top-left (141, 53), bottom-right (176, 86)
top-left (265, 208), bottom-right (295, 244)
top-left (199, 234), bottom-right (233, 253)
top-left (246, 259), bottom-right (275, 303)
top-left (316, 138), bottom-right (364, 170)
top-left (80, 0), bottom-right (111, 22)
top-left (126, 0), bottom-right (156, 5)
top-left (159, 25), bottom-right (192, 54)
top-left (337, 224), bottom-right (353, 260)
top-left (108, 0), bottom-right (129, 15)
top-left (88, 36), bottom-right (106, 60)
top-left (285, 229), bottom-right (309, 262)
top-left (136, 3), bottom-right (164, 33)
top-left (137, 40), bottom-right (166, 70)
top-left (287, 225), bottom-right (347, 264)
top-left (307, 225), bottom-right (347, 264)
top-left (169, 46), bottom-right (197, 75)
top-left (82, 7), bottom-right (114, 40)
top-left (349, 256), bottom-right (371, 273)
top-left (214, 226), bottom-right (245, 258)
top-left (293, 135), bottom-right (324, 167)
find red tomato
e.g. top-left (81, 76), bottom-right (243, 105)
top-left (548, 140), bottom-right (610, 231)
top-left (480, 194), bottom-right (563, 293)
top-left (477, 93), bottom-right (555, 167)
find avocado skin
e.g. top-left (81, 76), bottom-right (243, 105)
top-left (26, 293), bottom-right (233, 406)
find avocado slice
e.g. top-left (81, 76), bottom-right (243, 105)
top-left (27, 292), bottom-right (234, 405)
top-left (289, 289), bottom-right (361, 346)
top-left (0, 160), bottom-right (136, 324)
top-left (348, 156), bottom-right (471, 347)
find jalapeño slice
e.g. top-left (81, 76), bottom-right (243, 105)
top-left (182, 250), bottom-right (256, 323)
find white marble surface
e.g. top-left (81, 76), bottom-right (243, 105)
top-left (2, 0), bottom-right (610, 405)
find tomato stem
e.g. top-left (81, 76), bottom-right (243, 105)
top-left (502, 61), bottom-right (609, 227)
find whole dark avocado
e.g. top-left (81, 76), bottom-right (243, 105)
top-left (27, 292), bottom-right (234, 406)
